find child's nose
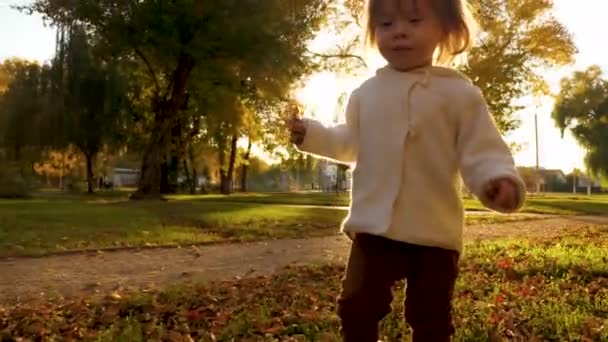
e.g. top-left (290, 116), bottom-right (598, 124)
top-left (392, 20), bottom-right (411, 39)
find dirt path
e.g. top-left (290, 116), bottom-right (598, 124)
top-left (1, 216), bottom-right (606, 305)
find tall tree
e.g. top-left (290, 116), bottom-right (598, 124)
top-left (552, 65), bottom-right (608, 180)
top-left (0, 59), bottom-right (50, 161)
top-left (333, 0), bottom-right (576, 133)
top-left (464, 0), bottom-right (576, 132)
top-left (24, 0), bottom-right (333, 198)
top-left (47, 24), bottom-right (130, 193)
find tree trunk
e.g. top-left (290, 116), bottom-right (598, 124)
top-left (161, 120), bottom-right (183, 194)
top-left (190, 166), bottom-right (198, 195)
top-left (218, 134), bottom-right (228, 194)
top-left (220, 172), bottom-right (231, 195)
top-left (85, 153), bottom-right (95, 194)
top-left (220, 135), bottom-right (238, 195)
top-left (240, 139), bottom-right (252, 192)
top-left (59, 152), bottom-right (65, 190)
top-left (160, 160), bottom-right (170, 194)
top-left (182, 159), bottom-right (191, 194)
top-left (188, 144), bottom-right (197, 195)
top-left (133, 139), bottom-right (164, 199)
top-left (335, 164), bottom-right (348, 195)
top-left (200, 165), bottom-right (209, 194)
top-left (132, 54), bottom-right (195, 200)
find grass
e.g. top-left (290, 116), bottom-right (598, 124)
top-left (174, 192), bottom-right (608, 215)
top-left (0, 195), bottom-right (534, 257)
top-left (2, 225), bottom-right (607, 341)
top-left (0, 198), bottom-right (342, 257)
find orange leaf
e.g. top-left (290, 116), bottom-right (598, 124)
top-left (262, 325), bottom-right (283, 334)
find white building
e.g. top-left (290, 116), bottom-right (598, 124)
top-left (112, 168), bottom-right (140, 187)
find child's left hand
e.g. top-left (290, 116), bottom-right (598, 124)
top-left (483, 178), bottom-right (519, 211)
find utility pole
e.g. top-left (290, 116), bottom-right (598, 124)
top-left (535, 112), bottom-right (541, 194)
top-left (587, 150), bottom-right (592, 196)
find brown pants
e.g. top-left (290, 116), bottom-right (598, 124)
top-left (338, 233), bottom-right (459, 342)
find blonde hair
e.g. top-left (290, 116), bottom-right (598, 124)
top-left (364, 0), bottom-right (477, 66)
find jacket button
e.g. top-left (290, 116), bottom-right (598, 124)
top-left (408, 128), bottom-right (417, 139)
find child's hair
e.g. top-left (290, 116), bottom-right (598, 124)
top-left (364, 0), bottom-right (477, 65)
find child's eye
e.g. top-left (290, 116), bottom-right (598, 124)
top-left (381, 21), bottom-right (393, 27)
top-left (409, 18), bottom-right (423, 23)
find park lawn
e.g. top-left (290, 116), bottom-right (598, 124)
top-left (177, 192), bottom-right (608, 215)
top-left (0, 198), bottom-right (343, 257)
top-left (2, 225), bottom-right (608, 341)
top-left (522, 194), bottom-right (608, 215)
top-left (0, 197), bottom-right (533, 257)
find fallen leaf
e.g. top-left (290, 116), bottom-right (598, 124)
top-left (262, 325), bottom-right (283, 334)
top-left (108, 292), bottom-right (122, 300)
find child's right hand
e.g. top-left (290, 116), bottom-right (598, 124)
top-left (287, 116), bottom-right (307, 146)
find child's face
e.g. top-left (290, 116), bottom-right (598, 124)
top-left (374, 0), bottom-right (443, 71)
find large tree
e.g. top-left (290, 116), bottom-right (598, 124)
top-left (336, 0), bottom-right (576, 133)
top-left (0, 59), bottom-right (52, 197)
top-left (23, 0), bottom-right (333, 198)
top-left (47, 24), bottom-right (130, 193)
top-left (464, 0), bottom-right (576, 132)
top-left (552, 65), bottom-right (608, 180)
top-left (0, 59), bottom-right (50, 161)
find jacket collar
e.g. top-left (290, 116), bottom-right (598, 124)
top-left (375, 64), bottom-right (472, 85)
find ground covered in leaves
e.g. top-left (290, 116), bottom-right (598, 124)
top-left (2, 225), bottom-right (608, 341)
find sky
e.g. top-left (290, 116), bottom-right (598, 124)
top-left (1, 0), bottom-right (607, 173)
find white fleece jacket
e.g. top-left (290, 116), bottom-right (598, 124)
top-left (296, 65), bottom-right (526, 252)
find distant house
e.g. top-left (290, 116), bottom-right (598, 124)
top-left (527, 167), bottom-right (604, 193)
top-left (538, 169), bottom-right (567, 184)
top-left (177, 175), bottom-right (208, 188)
top-left (316, 160), bottom-right (351, 192)
top-left (317, 160), bottom-right (337, 190)
top-left (112, 168), bottom-right (140, 187)
top-left (537, 169), bottom-right (567, 192)
top-left (576, 175), bottom-right (603, 190)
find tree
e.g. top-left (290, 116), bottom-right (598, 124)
top-left (24, 0), bottom-right (334, 198)
top-left (337, 0), bottom-right (576, 133)
top-left (552, 65), bottom-right (608, 180)
top-left (516, 166), bottom-right (539, 192)
top-left (47, 24), bottom-right (131, 193)
top-left (0, 59), bottom-right (51, 169)
top-left (33, 146), bottom-right (83, 189)
top-left (461, 0), bottom-right (576, 132)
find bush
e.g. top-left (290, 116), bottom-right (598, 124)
top-left (0, 169), bottom-right (30, 198)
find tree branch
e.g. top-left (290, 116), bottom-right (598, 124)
top-left (311, 52), bottom-right (367, 68)
top-left (134, 47), bottom-right (160, 96)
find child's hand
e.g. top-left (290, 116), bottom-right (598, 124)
top-left (483, 178), bottom-right (519, 212)
top-left (287, 116), bottom-right (307, 145)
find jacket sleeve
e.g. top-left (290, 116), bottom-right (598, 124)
top-left (295, 88), bottom-right (360, 165)
top-left (457, 87), bottom-right (526, 213)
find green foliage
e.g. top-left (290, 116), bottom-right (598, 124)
top-left (0, 59), bottom-right (51, 158)
top-left (463, 0), bottom-right (576, 132)
top-left (339, 0), bottom-right (576, 134)
top-left (56, 25), bottom-right (130, 154)
top-left (0, 29), bottom-right (132, 193)
top-left (552, 65), bottom-right (608, 179)
top-left (0, 167), bottom-right (30, 198)
top-left (23, 0), bottom-right (337, 196)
